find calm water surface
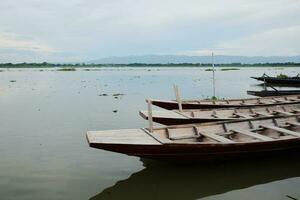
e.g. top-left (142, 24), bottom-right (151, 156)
top-left (0, 67), bottom-right (300, 200)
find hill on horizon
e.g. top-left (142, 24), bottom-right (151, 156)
top-left (89, 55), bottom-right (300, 64)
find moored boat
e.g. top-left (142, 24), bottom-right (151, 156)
top-left (150, 95), bottom-right (300, 110)
top-left (252, 75), bottom-right (300, 85)
top-left (139, 104), bottom-right (300, 125)
top-left (247, 90), bottom-right (300, 97)
top-left (87, 115), bottom-right (300, 161)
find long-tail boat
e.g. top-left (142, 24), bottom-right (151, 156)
top-left (252, 74), bottom-right (300, 85)
top-left (86, 115), bottom-right (300, 161)
top-left (150, 95), bottom-right (300, 110)
top-left (139, 104), bottom-right (300, 125)
top-left (247, 90), bottom-right (300, 97)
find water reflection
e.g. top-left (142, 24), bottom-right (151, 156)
top-left (90, 156), bottom-right (300, 200)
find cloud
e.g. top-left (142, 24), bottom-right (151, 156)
top-left (0, 32), bottom-right (56, 53)
top-left (0, 0), bottom-right (299, 62)
top-left (184, 25), bottom-right (300, 56)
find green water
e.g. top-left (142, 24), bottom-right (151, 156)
top-left (0, 67), bottom-right (299, 200)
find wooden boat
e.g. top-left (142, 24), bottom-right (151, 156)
top-left (247, 90), bottom-right (300, 97)
top-left (139, 104), bottom-right (300, 125)
top-left (86, 115), bottom-right (300, 161)
top-left (252, 74), bottom-right (300, 85)
top-left (150, 95), bottom-right (300, 110)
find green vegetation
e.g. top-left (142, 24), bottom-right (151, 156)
top-left (276, 73), bottom-right (288, 78)
top-left (204, 96), bottom-right (223, 100)
top-left (57, 67), bottom-right (76, 71)
top-left (211, 96), bottom-right (218, 100)
top-left (0, 62), bottom-right (300, 68)
top-left (205, 68), bottom-right (215, 71)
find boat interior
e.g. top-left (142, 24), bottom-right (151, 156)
top-left (182, 95), bottom-right (300, 105)
top-left (178, 104), bottom-right (300, 119)
top-left (145, 115), bottom-right (300, 144)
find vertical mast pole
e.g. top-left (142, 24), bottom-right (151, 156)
top-left (147, 99), bottom-right (153, 132)
top-left (174, 84), bottom-right (183, 112)
top-left (212, 52), bottom-right (216, 98)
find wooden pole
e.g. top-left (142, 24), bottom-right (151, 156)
top-left (174, 84), bottom-right (183, 112)
top-left (212, 52), bottom-right (216, 98)
top-left (147, 99), bottom-right (153, 132)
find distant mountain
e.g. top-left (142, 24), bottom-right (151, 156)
top-left (89, 55), bottom-right (300, 64)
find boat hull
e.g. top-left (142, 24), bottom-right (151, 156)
top-left (252, 77), bottom-right (300, 85)
top-left (89, 138), bottom-right (300, 162)
top-left (151, 99), bottom-right (299, 110)
top-left (247, 90), bottom-right (300, 97)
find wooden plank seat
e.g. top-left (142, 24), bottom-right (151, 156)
top-left (194, 127), bottom-right (235, 143)
top-left (233, 112), bottom-right (253, 118)
top-left (254, 111), bottom-right (274, 117)
top-left (272, 110), bottom-right (294, 116)
top-left (286, 121), bottom-right (300, 127)
top-left (292, 109), bottom-right (300, 113)
top-left (240, 102), bottom-right (255, 106)
top-left (273, 99), bottom-right (290, 103)
top-left (230, 129), bottom-right (274, 141)
top-left (259, 125), bottom-right (300, 137)
top-left (200, 132), bottom-right (235, 143)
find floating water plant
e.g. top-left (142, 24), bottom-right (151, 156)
top-left (220, 68), bottom-right (240, 71)
top-left (112, 93), bottom-right (124, 96)
top-left (276, 73), bottom-right (288, 78)
top-left (57, 68), bottom-right (76, 71)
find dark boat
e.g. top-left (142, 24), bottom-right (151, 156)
top-left (139, 104), bottom-right (300, 125)
top-left (150, 95), bottom-right (300, 110)
top-left (87, 115), bottom-right (300, 161)
top-left (247, 90), bottom-right (300, 97)
top-left (251, 74), bottom-right (300, 85)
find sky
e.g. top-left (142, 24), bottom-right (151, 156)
top-left (0, 0), bottom-right (299, 63)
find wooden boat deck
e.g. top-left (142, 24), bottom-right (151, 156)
top-left (87, 129), bottom-right (161, 146)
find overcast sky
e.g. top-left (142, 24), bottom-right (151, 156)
top-left (0, 0), bottom-right (299, 62)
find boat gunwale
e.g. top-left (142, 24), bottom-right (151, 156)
top-left (150, 94), bottom-right (300, 104)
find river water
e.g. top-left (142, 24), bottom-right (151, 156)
top-left (0, 67), bottom-right (299, 200)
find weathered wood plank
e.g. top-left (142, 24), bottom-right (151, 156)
top-left (193, 126), bottom-right (235, 143)
top-left (199, 132), bottom-right (235, 143)
top-left (233, 112), bottom-right (253, 118)
top-left (167, 128), bottom-right (198, 140)
top-left (286, 121), bottom-right (300, 127)
top-left (87, 129), bottom-right (161, 145)
top-left (273, 110), bottom-right (294, 116)
top-left (230, 129), bottom-right (274, 141)
top-left (254, 111), bottom-right (274, 117)
top-left (140, 110), bottom-right (187, 119)
top-left (260, 125), bottom-right (300, 137)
